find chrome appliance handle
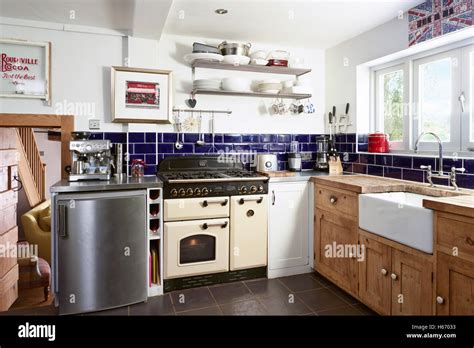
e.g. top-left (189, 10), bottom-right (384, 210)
top-left (459, 92), bottom-right (465, 113)
top-left (272, 190), bottom-right (275, 205)
top-left (202, 199), bottom-right (228, 207)
top-left (59, 205), bottom-right (67, 237)
top-left (202, 221), bottom-right (228, 230)
top-left (239, 197), bottom-right (263, 205)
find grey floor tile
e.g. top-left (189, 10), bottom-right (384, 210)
top-left (243, 278), bottom-right (290, 299)
top-left (220, 299), bottom-right (268, 315)
top-left (296, 288), bottom-right (347, 312)
top-left (309, 272), bottom-right (333, 287)
top-left (258, 295), bottom-right (312, 315)
top-left (316, 305), bottom-right (362, 316)
top-left (171, 287), bottom-right (217, 312)
top-left (129, 294), bottom-right (174, 315)
top-left (328, 285), bottom-right (360, 305)
top-left (209, 282), bottom-right (254, 304)
top-left (177, 306), bottom-right (222, 316)
top-left (278, 273), bottom-right (325, 292)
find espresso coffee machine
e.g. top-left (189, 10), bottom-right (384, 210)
top-left (314, 135), bottom-right (330, 171)
top-left (69, 139), bottom-right (112, 181)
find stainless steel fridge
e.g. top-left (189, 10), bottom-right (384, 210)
top-left (52, 190), bottom-right (147, 315)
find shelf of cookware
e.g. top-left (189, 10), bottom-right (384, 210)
top-left (191, 88), bottom-right (312, 100)
top-left (192, 60), bottom-right (312, 76)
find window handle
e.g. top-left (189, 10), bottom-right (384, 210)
top-left (459, 92), bottom-right (465, 113)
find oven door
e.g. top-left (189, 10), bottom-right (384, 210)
top-left (164, 218), bottom-right (229, 279)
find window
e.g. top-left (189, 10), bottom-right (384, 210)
top-left (372, 43), bottom-right (474, 154)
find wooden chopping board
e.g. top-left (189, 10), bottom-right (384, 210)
top-left (257, 171), bottom-right (296, 177)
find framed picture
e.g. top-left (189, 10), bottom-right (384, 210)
top-left (111, 66), bottom-right (172, 123)
top-left (0, 39), bottom-right (51, 104)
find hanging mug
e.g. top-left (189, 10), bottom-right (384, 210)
top-left (304, 99), bottom-right (315, 114)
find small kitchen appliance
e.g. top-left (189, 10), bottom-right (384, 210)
top-left (69, 139), bottom-right (112, 181)
top-left (314, 135), bottom-right (330, 171)
top-left (368, 132), bottom-right (390, 153)
top-left (288, 141), bottom-right (302, 172)
top-left (256, 154), bottom-right (278, 172)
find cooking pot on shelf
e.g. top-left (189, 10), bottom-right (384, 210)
top-left (368, 132), bottom-right (390, 153)
top-left (217, 41), bottom-right (251, 57)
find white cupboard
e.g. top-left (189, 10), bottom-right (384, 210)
top-left (268, 181), bottom-right (312, 278)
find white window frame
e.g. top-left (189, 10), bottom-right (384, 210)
top-left (461, 45), bottom-right (474, 151)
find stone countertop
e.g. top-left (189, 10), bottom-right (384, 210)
top-left (51, 176), bottom-right (163, 193)
top-left (268, 170), bottom-right (329, 182)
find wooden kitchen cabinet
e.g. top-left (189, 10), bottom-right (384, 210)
top-left (268, 182), bottom-right (310, 278)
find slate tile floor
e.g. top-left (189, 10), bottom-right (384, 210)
top-left (2, 272), bottom-right (377, 316)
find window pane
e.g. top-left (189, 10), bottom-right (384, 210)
top-left (471, 52), bottom-right (474, 142)
top-left (381, 70), bottom-right (404, 142)
top-left (418, 57), bottom-right (452, 142)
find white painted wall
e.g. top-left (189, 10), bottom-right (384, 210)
top-left (1, 20), bottom-right (326, 134)
top-left (325, 15), bottom-right (408, 133)
top-left (35, 131), bottom-right (61, 199)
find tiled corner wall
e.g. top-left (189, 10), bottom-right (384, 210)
top-left (336, 133), bottom-right (474, 189)
top-left (90, 131), bottom-right (474, 189)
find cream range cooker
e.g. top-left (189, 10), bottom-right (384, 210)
top-left (157, 156), bottom-right (269, 290)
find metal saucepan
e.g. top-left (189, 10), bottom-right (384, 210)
top-left (217, 41), bottom-right (252, 57)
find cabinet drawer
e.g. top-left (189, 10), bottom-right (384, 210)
top-left (164, 197), bottom-right (230, 221)
top-left (0, 227), bottom-right (18, 277)
top-left (0, 204), bottom-right (16, 234)
top-left (0, 264), bottom-right (18, 312)
top-left (437, 214), bottom-right (474, 258)
top-left (316, 185), bottom-right (357, 218)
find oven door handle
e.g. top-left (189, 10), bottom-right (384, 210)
top-left (202, 199), bottom-right (228, 207)
top-left (202, 221), bottom-right (228, 230)
top-left (238, 197), bottom-right (263, 205)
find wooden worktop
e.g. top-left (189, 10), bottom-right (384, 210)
top-left (311, 174), bottom-right (474, 216)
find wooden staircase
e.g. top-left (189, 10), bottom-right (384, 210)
top-left (15, 128), bottom-right (46, 206)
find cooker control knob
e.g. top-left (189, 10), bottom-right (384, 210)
top-left (170, 189), bottom-right (178, 197)
top-left (258, 185), bottom-right (264, 192)
top-left (178, 188), bottom-right (186, 197)
top-left (202, 188), bottom-right (209, 196)
top-left (194, 188), bottom-right (201, 196)
top-left (240, 186), bottom-right (248, 194)
top-left (186, 188), bottom-right (193, 196)
top-left (250, 185), bottom-right (257, 193)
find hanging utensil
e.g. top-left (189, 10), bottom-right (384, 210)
top-left (196, 111), bottom-right (205, 146)
top-left (328, 111), bottom-right (333, 141)
top-left (174, 110), bottom-right (184, 150)
top-left (208, 111), bottom-right (217, 153)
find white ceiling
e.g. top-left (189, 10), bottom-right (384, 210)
top-left (0, 0), bottom-right (425, 47)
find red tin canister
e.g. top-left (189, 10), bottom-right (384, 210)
top-left (368, 132), bottom-right (390, 153)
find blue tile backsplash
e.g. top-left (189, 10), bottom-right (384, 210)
top-left (94, 131), bottom-right (474, 190)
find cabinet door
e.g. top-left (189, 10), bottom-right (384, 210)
top-left (269, 182), bottom-right (309, 270)
top-left (437, 252), bottom-right (474, 315)
top-left (391, 249), bottom-right (433, 315)
top-left (314, 210), bottom-right (358, 295)
top-left (358, 235), bottom-right (391, 315)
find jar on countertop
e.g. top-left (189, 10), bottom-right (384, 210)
top-left (131, 159), bottom-right (146, 177)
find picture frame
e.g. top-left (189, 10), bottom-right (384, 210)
top-left (111, 66), bottom-right (172, 124)
top-left (0, 38), bottom-right (51, 104)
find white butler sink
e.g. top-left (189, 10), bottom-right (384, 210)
top-left (359, 192), bottom-right (434, 254)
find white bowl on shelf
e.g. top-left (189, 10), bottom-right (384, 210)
top-left (250, 58), bottom-right (268, 66)
top-left (222, 55), bottom-right (251, 65)
top-left (184, 53), bottom-right (224, 64)
top-left (257, 81), bottom-right (282, 94)
top-left (250, 50), bottom-right (267, 60)
top-left (222, 77), bottom-right (251, 92)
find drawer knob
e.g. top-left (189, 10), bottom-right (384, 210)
top-left (436, 296), bottom-right (444, 304)
top-left (466, 237), bottom-right (474, 246)
top-left (329, 196), bottom-right (338, 204)
top-left (390, 273), bottom-right (398, 280)
top-left (381, 268), bottom-right (388, 276)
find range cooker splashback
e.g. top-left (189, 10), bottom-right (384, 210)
top-left (158, 155), bottom-right (245, 172)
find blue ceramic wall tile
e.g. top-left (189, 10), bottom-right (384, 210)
top-left (346, 134), bottom-right (356, 143)
top-left (412, 157), bottom-right (436, 170)
top-left (146, 155), bottom-right (156, 165)
top-left (402, 169), bottom-right (424, 182)
top-left (250, 144), bottom-right (269, 152)
top-left (300, 143), bottom-right (316, 152)
top-left (302, 161), bottom-right (315, 170)
top-left (358, 134), bottom-right (368, 143)
top-left (260, 134), bottom-right (277, 143)
top-left (342, 162), bottom-right (353, 172)
top-left (335, 134), bottom-right (346, 143)
top-left (162, 133), bottom-right (177, 142)
top-left (392, 155), bottom-right (413, 168)
top-left (353, 163), bottom-right (367, 174)
top-left (146, 133), bottom-right (156, 143)
top-left (442, 158), bottom-right (463, 172)
top-left (144, 165), bottom-right (157, 176)
top-left (292, 134), bottom-right (310, 143)
top-left (223, 134), bottom-right (242, 143)
top-left (158, 143), bottom-right (174, 153)
top-left (156, 133), bottom-right (163, 143)
top-left (134, 143), bottom-right (156, 154)
top-left (242, 134), bottom-right (260, 143)
top-left (368, 165), bottom-right (384, 176)
top-left (183, 133), bottom-right (199, 143)
top-left (277, 134), bottom-right (292, 143)
top-left (129, 154), bottom-right (144, 162)
top-left (384, 167), bottom-right (402, 179)
top-left (129, 132), bottom-right (144, 143)
top-left (89, 132), bottom-right (103, 140)
top-left (278, 162), bottom-right (287, 171)
top-left (359, 154), bottom-right (375, 164)
top-left (213, 134), bottom-right (224, 143)
top-left (358, 144), bottom-right (368, 152)
top-left (277, 153), bottom-right (288, 161)
top-left (464, 159), bottom-right (474, 174)
top-left (342, 152), bottom-right (358, 163)
top-left (234, 144), bottom-right (251, 152)
top-left (376, 155), bottom-right (392, 167)
top-left (104, 132), bottom-right (127, 143)
top-left (194, 145), bottom-right (213, 153)
top-left (128, 144), bottom-right (134, 154)
top-left (457, 174), bottom-right (474, 189)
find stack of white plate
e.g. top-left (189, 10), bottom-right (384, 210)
top-left (257, 80), bottom-right (282, 94)
top-left (184, 53), bottom-right (224, 64)
top-left (221, 77), bottom-right (251, 92)
top-left (193, 79), bottom-right (221, 91)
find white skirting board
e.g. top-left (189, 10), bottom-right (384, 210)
top-left (267, 265), bottom-right (313, 279)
